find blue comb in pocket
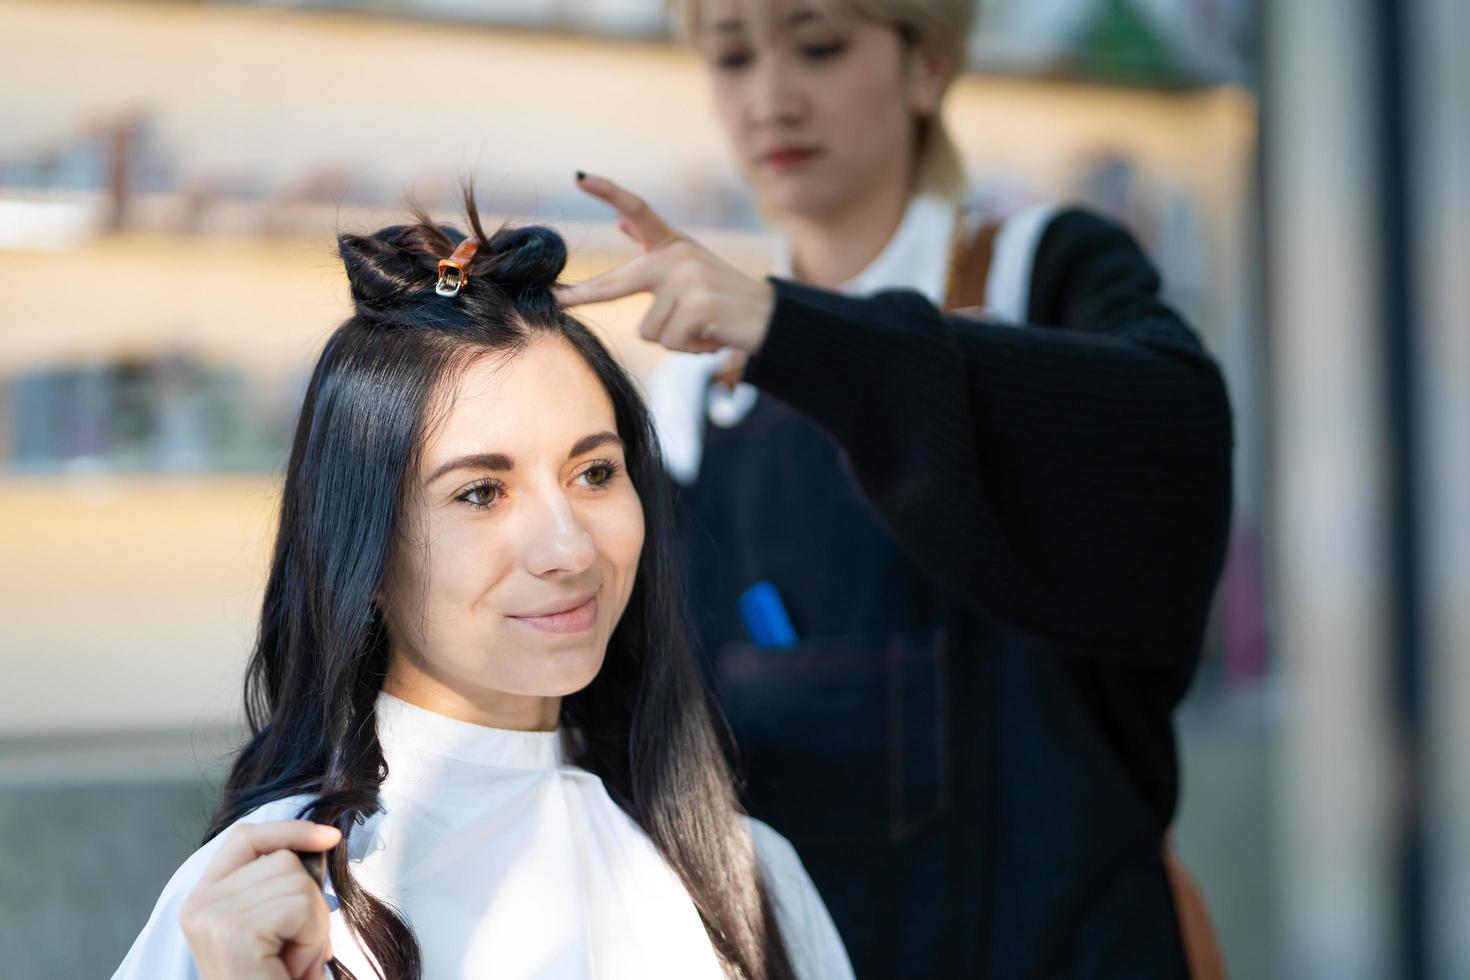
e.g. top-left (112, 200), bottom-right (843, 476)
top-left (738, 581), bottom-right (798, 650)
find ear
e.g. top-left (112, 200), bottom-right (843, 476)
top-left (905, 44), bottom-right (956, 117)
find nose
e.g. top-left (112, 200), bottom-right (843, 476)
top-left (747, 54), bottom-right (806, 131)
top-left (518, 485), bottom-right (597, 579)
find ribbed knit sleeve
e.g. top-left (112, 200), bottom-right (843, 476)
top-left (741, 208), bottom-right (1233, 662)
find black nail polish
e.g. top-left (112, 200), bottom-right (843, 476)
top-left (575, 170), bottom-right (586, 181)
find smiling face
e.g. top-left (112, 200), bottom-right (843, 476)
top-left (378, 333), bottom-right (645, 730)
top-left (698, 0), bottom-right (950, 219)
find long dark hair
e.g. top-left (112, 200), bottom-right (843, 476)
top-left (205, 190), bottom-right (796, 980)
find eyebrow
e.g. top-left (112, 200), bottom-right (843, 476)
top-left (712, 9), bottom-right (821, 33)
top-left (427, 431), bottom-right (624, 484)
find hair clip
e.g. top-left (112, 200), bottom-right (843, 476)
top-left (436, 238), bottom-right (481, 297)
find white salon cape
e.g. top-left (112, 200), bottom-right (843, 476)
top-left (647, 190), bottom-right (1058, 486)
top-left (114, 692), bottom-right (854, 979)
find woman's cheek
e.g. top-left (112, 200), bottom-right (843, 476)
top-left (709, 74), bottom-right (761, 168)
top-left (598, 489), bottom-right (646, 574)
top-left (623, 490), bottom-right (647, 563)
top-left (439, 503), bottom-right (500, 563)
top-left (606, 496), bottom-right (645, 625)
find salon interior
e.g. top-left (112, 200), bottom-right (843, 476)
top-left (0, 1), bottom-right (1466, 977)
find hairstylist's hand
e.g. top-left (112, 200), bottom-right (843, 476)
top-left (553, 173), bottom-right (775, 357)
top-left (178, 819), bottom-right (341, 980)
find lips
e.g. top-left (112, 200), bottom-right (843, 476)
top-left (765, 146), bottom-right (819, 167)
top-left (508, 593), bottom-right (599, 635)
top-left (513, 592), bottom-right (597, 619)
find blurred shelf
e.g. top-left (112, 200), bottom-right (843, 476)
top-left (0, 0), bottom-right (1255, 218)
top-left (0, 0), bottom-right (1256, 385)
top-left (0, 473), bottom-right (281, 737)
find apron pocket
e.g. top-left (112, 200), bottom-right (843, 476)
top-left (716, 627), bottom-right (952, 845)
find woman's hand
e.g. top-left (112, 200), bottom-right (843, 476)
top-left (553, 173), bottom-right (776, 358)
top-left (178, 819), bottom-right (341, 980)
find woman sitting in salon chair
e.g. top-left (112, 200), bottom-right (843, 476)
top-left (115, 203), bottom-right (854, 980)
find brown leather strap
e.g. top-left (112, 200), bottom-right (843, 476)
top-left (1165, 843), bottom-right (1229, 980)
top-left (943, 215), bottom-right (1001, 313)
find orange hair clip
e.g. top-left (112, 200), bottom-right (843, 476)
top-left (435, 238), bottom-right (481, 297)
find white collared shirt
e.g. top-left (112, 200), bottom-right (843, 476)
top-left (114, 693), bottom-right (853, 979)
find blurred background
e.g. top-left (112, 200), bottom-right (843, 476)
top-left (0, 0), bottom-right (1464, 977)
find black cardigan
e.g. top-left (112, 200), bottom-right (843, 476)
top-left (675, 207), bottom-right (1233, 978)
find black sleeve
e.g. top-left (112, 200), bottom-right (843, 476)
top-left (740, 208), bottom-right (1234, 662)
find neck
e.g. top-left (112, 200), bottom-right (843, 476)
top-left (782, 164), bottom-right (915, 290)
top-left (384, 657), bottom-right (561, 732)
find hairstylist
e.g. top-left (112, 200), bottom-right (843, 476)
top-left (554, 1), bottom-right (1234, 977)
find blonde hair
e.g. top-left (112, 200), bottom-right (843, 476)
top-left (669, 0), bottom-right (976, 199)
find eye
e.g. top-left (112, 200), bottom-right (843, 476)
top-left (579, 459), bottom-right (623, 489)
top-left (455, 478), bottom-right (504, 511)
top-left (715, 48), bottom-right (753, 70)
top-left (800, 40), bottom-right (847, 62)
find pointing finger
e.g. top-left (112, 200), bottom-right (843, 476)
top-left (573, 172), bottom-right (680, 250)
top-left (554, 254), bottom-right (661, 307)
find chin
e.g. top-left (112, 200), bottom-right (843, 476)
top-left (759, 175), bottom-right (852, 220)
top-left (518, 644), bottom-right (608, 698)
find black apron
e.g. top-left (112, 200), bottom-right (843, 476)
top-left (672, 218), bottom-right (1190, 979)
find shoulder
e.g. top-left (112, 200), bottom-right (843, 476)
top-left (111, 796), bottom-right (313, 980)
top-left (746, 815), bottom-right (803, 882)
top-left (1029, 204), bottom-right (1152, 263)
top-left (744, 817), bottom-right (856, 980)
top-left (977, 202), bottom-right (1153, 323)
